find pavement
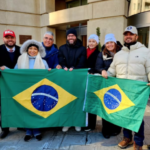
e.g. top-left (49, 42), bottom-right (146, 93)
top-left (0, 101), bottom-right (150, 150)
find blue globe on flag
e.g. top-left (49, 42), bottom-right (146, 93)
top-left (104, 89), bottom-right (122, 110)
top-left (31, 85), bottom-right (58, 112)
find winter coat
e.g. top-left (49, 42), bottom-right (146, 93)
top-left (0, 44), bottom-right (20, 69)
top-left (86, 46), bottom-right (100, 68)
top-left (42, 43), bottom-right (59, 69)
top-left (14, 55), bottom-right (49, 69)
top-left (58, 39), bottom-right (86, 69)
top-left (95, 42), bottom-right (122, 74)
top-left (108, 42), bottom-right (150, 82)
top-left (95, 52), bottom-right (114, 74)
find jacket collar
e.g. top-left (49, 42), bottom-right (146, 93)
top-left (122, 42), bottom-right (144, 52)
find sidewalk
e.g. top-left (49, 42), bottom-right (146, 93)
top-left (0, 101), bottom-right (150, 150)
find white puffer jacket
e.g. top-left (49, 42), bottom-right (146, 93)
top-left (108, 42), bottom-right (150, 82)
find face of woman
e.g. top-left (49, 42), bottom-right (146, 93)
top-left (28, 46), bottom-right (38, 57)
top-left (88, 39), bottom-right (98, 49)
top-left (105, 41), bottom-right (116, 52)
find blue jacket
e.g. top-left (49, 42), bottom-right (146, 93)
top-left (14, 56), bottom-right (49, 69)
top-left (42, 43), bottom-right (59, 69)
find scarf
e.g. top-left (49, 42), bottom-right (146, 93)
top-left (17, 52), bottom-right (45, 69)
top-left (87, 47), bottom-right (96, 59)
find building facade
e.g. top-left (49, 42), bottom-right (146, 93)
top-left (128, 0), bottom-right (150, 48)
top-left (0, 0), bottom-right (132, 48)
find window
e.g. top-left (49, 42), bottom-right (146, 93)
top-left (145, 2), bottom-right (150, 10)
top-left (66, 0), bottom-right (87, 8)
top-left (134, 3), bottom-right (136, 10)
top-left (138, 27), bottom-right (149, 48)
top-left (129, 0), bottom-right (150, 16)
top-left (81, 0), bottom-right (87, 5)
top-left (138, 3), bottom-right (140, 10)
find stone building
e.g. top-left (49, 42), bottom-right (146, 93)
top-left (0, 0), bottom-right (150, 48)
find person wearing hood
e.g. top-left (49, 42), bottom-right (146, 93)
top-left (95, 33), bottom-right (122, 139)
top-left (1, 40), bottom-right (49, 141)
top-left (17, 40), bottom-right (49, 141)
top-left (102, 26), bottom-right (150, 150)
top-left (58, 28), bottom-right (86, 132)
top-left (84, 34), bottom-right (100, 132)
top-left (42, 31), bottom-right (62, 69)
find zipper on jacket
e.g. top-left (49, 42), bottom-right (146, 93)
top-left (126, 50), bottom-right (130, 79)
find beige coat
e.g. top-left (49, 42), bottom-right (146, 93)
top-left (107, 42), bottom-right (150, 82)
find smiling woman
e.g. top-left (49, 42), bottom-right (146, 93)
top-left (27, 46), bottom-right (39, 57)
top-left (95, 33), bottom-right (122, 139)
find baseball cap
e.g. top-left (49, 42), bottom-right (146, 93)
top-left (3, 30), bottom-right (16, 37)
top-left (123, 26), bottom-right (138, 35)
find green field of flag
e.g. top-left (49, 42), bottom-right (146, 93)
top-left (84, 74), bottom-right (150, 132)
top-left (0, 69), bottom-right (88, 128)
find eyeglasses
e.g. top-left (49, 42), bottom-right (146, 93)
top-left (44, 37), bottom-right (53, 41)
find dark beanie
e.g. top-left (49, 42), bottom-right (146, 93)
top-left (27, 44), bottom-right (39, 51)
top-left (66, 28), bottom-right (77, 37)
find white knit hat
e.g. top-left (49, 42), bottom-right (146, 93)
top-left (88, 34), bottom-right (99, 44)
top-left (104, 33), bottom-right (117, 44)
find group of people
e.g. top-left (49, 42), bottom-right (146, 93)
top-left (0, 25), bottom-right (150, 150)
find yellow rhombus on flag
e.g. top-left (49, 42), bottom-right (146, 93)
top-left (13, 78), bottom-right (77, 118)
top-left (94, 84), bottom-right (135, 114)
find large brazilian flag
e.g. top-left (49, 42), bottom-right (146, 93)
top-left (84, 74), bottom-right (150, 132)
top-left (0, 69), bottom-right (88, 128)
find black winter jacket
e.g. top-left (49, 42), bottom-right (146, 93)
top-left (95, 52), bottom-right (114, 74)
top-left (95, 42), bottom-right (122, 74)
top-left (58, 39), bottom-right (86, 69)
top-left (86, 46), bottom-right (100, 68)
top-left (0, 44), bottom-right (20, 69)
top-left (86, 46), bottom-right (100, 73)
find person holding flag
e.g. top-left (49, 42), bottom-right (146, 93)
top-left (1, 39), bottom-right (49, 141)
top-left (102, 26), bottom-right (150, 150)
top-left (58, 28), bottom-right (86, 132)
top-left (0, 30), bottom-right (20, 139)
top-left (84, 34), bottom-right (100, 131)
top-left (95, 33), bottom-right (122, 139)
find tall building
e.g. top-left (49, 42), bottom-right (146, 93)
top-left (1, 0), bottom-right (149, 49)
top-left (128, 0), bottom-right (150, 48)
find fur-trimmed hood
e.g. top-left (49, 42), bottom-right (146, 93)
top-left (20, 40), bottom-right (46, 58)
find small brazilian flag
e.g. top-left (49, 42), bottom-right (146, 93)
top-left (83, 74), bottom-right (150, 132)
top-left (1, 69), bottom-right (88, 128)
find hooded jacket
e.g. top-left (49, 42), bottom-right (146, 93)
top-left (108, 42), bottom-right (150, 82)
top-left (58, 39), bottom-right (86, 69)
top-left (15, 40), bottom-right (48, 69)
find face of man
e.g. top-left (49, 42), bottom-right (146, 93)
top-left (43, 34), bottom-right (54, 48)
top-left (124, 32), bottom-right (138, 44)
top-left (67, 34), bottom-right (77, 45)
top-left (3, 35), bottom-right (16, 48)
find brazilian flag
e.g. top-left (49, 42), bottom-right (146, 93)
top-left (84, 74), bottom-right (150, 132)
top-left (0, 69), bottom-right (88, 128)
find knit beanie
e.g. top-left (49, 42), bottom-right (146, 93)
top-left (104, 33), bottom-right (117, 44)
top-left (66, 28), bottom-right (77, 37)
top-left (88, 34), bottom-right (99, 44)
